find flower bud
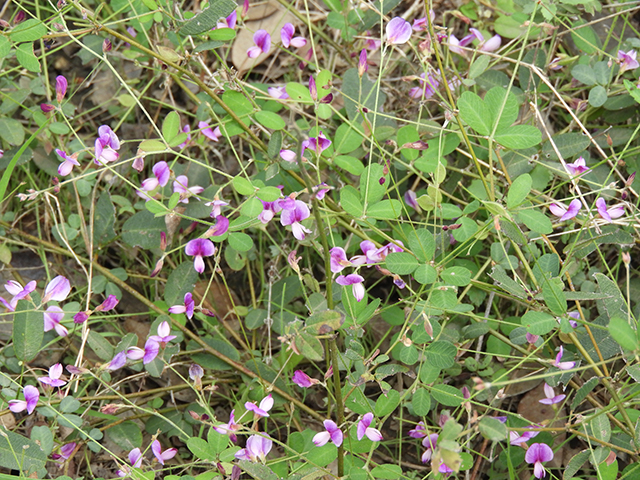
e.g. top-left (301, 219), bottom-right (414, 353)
top-left (358, 49), bottom-right (368, 77)
top-left (102, 38), bottom-right (112, 52)
top-left (41, 103), bottom-right (55, 113)
top-left (56, 75), bottom-right (68, 103)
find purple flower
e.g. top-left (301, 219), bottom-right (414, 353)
top-left (139, 161), bottom-right (171, 196)
top-left (96, 294), bottom-right (119, 312)
top-left (149, 321), bottom-right (177, 346)
top-left (258, 200), bottom-right (282, 224)
top-left (41, 103), bottom-right (55, 113)
top-left (107, 351), bottom-right (127, 371)
top-left (117, 448), bottom-right (143, 477)
top-left (199, 121), bottom-right (222, 142)
top-left (567, 311), bottom-right (579, 328)
top-left (313, 182), bottom-right (330, 200)
top-left (313, 420), bottom-right (343, 447)
top-left (358, 49), bottom-right (368, 76)
top-left (213, 409), bottom-right (240, 442)
top-left (247, 30), bottom-right (271, 58)
top-left (235, 434), bottom-right (273, 463)
top-left (336, 274), bottom-right (365, 301)
top-left (525, 443), bottom-right (554, 479)
top-left (56, 75), bottom-right (68, 103)
top-left (539, 383), bottom-right (565, 405)
top-left (245, 394), bottom-right (274, 417)
top-left (268, 86), bottom-right (289, 99)
top-left (553, 346), bottom-right (575, 370)
top-left (281, 23), bottom-right (306, 48)
top-left (44, 306), bottom-right (68, 337)
top-left (94, 125), bottom-right (120, 164)
top-left (330, 247), bottom-right (352, 273)
top-left (185, 238), bottom-right (216, 273)
top-left (509, 429), bottom-right (539, 445)
top-left (357, 412), bottom-right (383, 441)
top-left (152, 440), bottom-right (177, 465)
top-left (3, 280), bottom-right (36, 311)
top-left (173, 175), bottom-right (204, 203)
top-left (169, 292), bottom-right (195, 319)
top-left (549, 199), bottom-right (581, 221)
top-left (206, 215), bottom-right (229, 237)
top-left (409, 72), bottom-right (440, 99)
top-left (216, 10), bottom-right (237, 29)
top-left (404, 190), bottom-right (419, 210)
top-left (480, 34), bottom-right (501, 52)
top-left (52, 442), bottom-right (76, 461)
top-left (292, 370), bottom-right (320, 387)
top-left (565, 157), bottom-right (589, 175)
top-left (526, 332), bottom-right (539, 345)
top-left (127, 338), bottom-right (160, 364)
top-left (39, 363), bottom-right (67, 387)
top-left (302, 130), bottom-right (331, 156)
top-left (43, 275), bottom-right (71, 303)
top-left (189, 363), bottom-right (203, 381)
top-left (408, 421), bottom-right (427, 438)
top-left (205, 198), bottom-right (228, 217)
top-left (596, 198), bottom-right (625, 223)
top-left (8, 385), bottom-right (39, 414)
top-left (309, 75), bottom-right (317, 102)
top-left (386, 17), bottom-right (412, 45)
top-left (55, 149), bottom-right (80, 176)
top-left (618, 49), bottom-right (639, 74)
top-left (421, 433), bottom-right (438, 463)
top-left (279, 149), bottom-right (296, 162)
top-left (74, 311), bottom-right (89, 324)
top-left (280, 200), bottom-right (312, 240)
top-left (178, 125), bottom-right (192, 149)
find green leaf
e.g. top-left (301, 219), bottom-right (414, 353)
top-left (414, 264), bottom-right (437, 284)
top-left (294, 332), bottom-right (324, 361)
top-left (571, 64), bottom-right (597, 86)
top-left (93, 191), bottom-right (116, 245)
top-left (207, 428), bottom-right (229, 454)
top-left (370, 464), bottom-right (402, 479)
top-left (87, 330), bottom-right (114, 361)
top-left (589, 85), bottom-right (608, 107)
top-left (232, 176), bottom-right (254, 195)
top-left (522, 310), bottom-right (556, 335)
top-left (440, 267), bottom-right (471, 287)
top-left (451, 217), bottom-right (479, 242)
top-left (542, 277), bottom-right (567, 315)
top-left (397, 125), bottom-right (420, 161)
top-left (286, 82), bottom-right (313, 104)
top-left (570, 20), bottom-right (600, 54)
top-left (608, 317), bottom-right (638, 351)
top-left (9, 19), bottom-right (47, 42)
top-left (162, 111), bottom-right (181, 142)
top-left (222, 90), bottom-right (253, 116)
top-left (122, 211), bottom-right (165, 249)
top-left (30, 426), bottom-right (53, 456)
top-left (494, 125), bottom-right (542, 149)
top-left (408, 229), bottom-right (435, 262)
top-left (507, 174), bottom-right (532, 209)
top-left (366, 199), bottom-right (402, 219)
top-left (425, 340), bottom-right (457, 368)
top-left (228, 232), bottom-right (253, 252)
top-left (484, 86), bottom-right (519, 133)
top-left (499, 218), bottom-right (526, 245)
top-left (210, 27), bottom-right (236, 41)
top-left (342, 68), bottom-right (387, 121)
top-left (340, 185), bottom-right (363, 217)
top-left (624, 79), bottom-right (640, 104)
top-left (15, 43), bottom-right (40, 72)
top-left (0, 428), bottom-right (47, 475)
top-left (239, 460), bottom-right (280, 480)
top-left (360, 164), bottom-right (386, 205)
top-left (106, 421), bottom-right (144, 451)
top-left (335, 123), bottom-right (364, 154)
top-left (375, 389), bottom-right (400, 416)
top-left (164, 262), bottom-right (199, 307)
top-left (0, 36), bottom-right (10, 58)
top-left (458, 91), bottom-right (491, 135)
top-left (412, 388), bottom-right (431, 416)
top-left (478, 417), bottom-right (507, 441)
top-left (306, 309), bottom-right (345, 334)
top-left (13, 299), bottom-right (43, 362)
top-left (334, 155), bottom-right (364, 175)
top-left (469, 55), bottom-right (490, 79)
top-left (187, 437), bottom-right (214, 461)
top-left (571, 377), bottom-right (599, 411)
top-left (594, 273), bottom-right (628, 321)
top-left (138, 139), bottom-right (166, 152)
top-left (0, 117), bottom-right (25, 145)
top-left (385, 252), bottom-right (419, 275)
top-left (254, 111), bottom-right (285, 131)
top-left (587, 409), bottom-right (611, 442)
top-left (178, 0), bottom-right (237, 35)
top-left (517, 208), bottom-right (552, 234)
top-left (430, 384), bottom-right (463, 407)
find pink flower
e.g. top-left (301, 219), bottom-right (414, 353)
top-left (302, 130), bottom-right (331, 156)
top-left (9, 385), bottom-right (39, 414)
top-left (206, 215), bottom-right (229, 237)
top-left (178, 125), bottom-right (192, 148)
top-left (169, 292), bottom-right (195, 319)
top-left (245, 394), bottom-right (274, 417)
top-left (330, 247), bottom-right (352, 273)
top-left (127, 338), bottom-right (160, 364)
top-left (205, 198), bottom-right (228, 217)
top-left (107, 351), bottom-right (127, 371)
top-left (358, 49), bottom-right (368, 76)
top-left (52, 442), bottom-right (76, 461)
top-left (281, 23), bottom-right (306, 48)
top-left (525, 443), bottom-right (554, 479)
top-left (173, 175), bottom-right (204, 203)
top-left (539, 383), bottom-right (565, 405)
top-left (55, 149), bottom-right (80, 176)
top-left (199, 121), bottom-right (222, 142)
top-left (2, 280), bottom-right (36, 311)
top-left (292, 370), bottom-right (320, 387)
top-left (386, 17), bottom-right (412, 45)
top-left (55, 76), bottom-right (68, 103)
top-left (309, 75), bottom-right (317, 101)
top-left (596, 198), bottom-right (625, 223)
top-left (149, 321), bottom-right (177, 345)
top-left (409, 72), bottom-right (440, 99)
top-left (268, 86), bottom-right (289, 99)
top-left (618, 49), bottom-right (639, 74)
top-left (404, 190), bottom-right (419, 210)
top-left (139, 161), bottom-right (171, 196)
top-left (480, 34), bottom-right (501, 52)
top-left (235, 434), bottom-right (272, 463)
top-left (509, 429), bottom-right (539, 445)
top-left (96, 294), bottom-right (119, 312)
top-left (94, 125), bottom-right (120, 164)
top-left (408, 421), bottom-right (427, 438)
top-left (526, 332), bottom-right (539, 345)
top-left (213, 409), bottom-right (240, 442)
top-left (44, 306), bottom-right (68, 337)
top-left (280, 149), bottom-right (296, 162)
top-left (185, 238), bottom-right (216, 273)
top-left (565, 156), bottom-right (589, 175)
top-left (567, 311), bottom-right (579, 328)
top-left (41, 103), bottom-right (55, 112)
top-left (357, 412), bottom-right (383, 441)
top-left (313, 183), bottom-right (331, 200)
top-left (549, 199), bottom-right (581, 221)
top-left (421, 433), bottom-right (438, 463)
top-left (42, 276), bottom-right (71, 303)
top-left (73, 311), bottom-right (89, 324)
top-left (313, 420), bottom-right (343, 447)
top-left (151, 440), bottom-right (177, 465)
top-left (258, 200), bottom-right (282, 224)
top-left (39, 363), bottom-right (67, 387)
top-left (216, 10), bottom-right (237, 29)
top-left (280, 200), bottom-right (312, 240)
top-left (117, 448), bottom-right (143, 477)
top-left (553, 346), bottom-right (575, 370)
top-left (247, 30), bottom-right (271, 58)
